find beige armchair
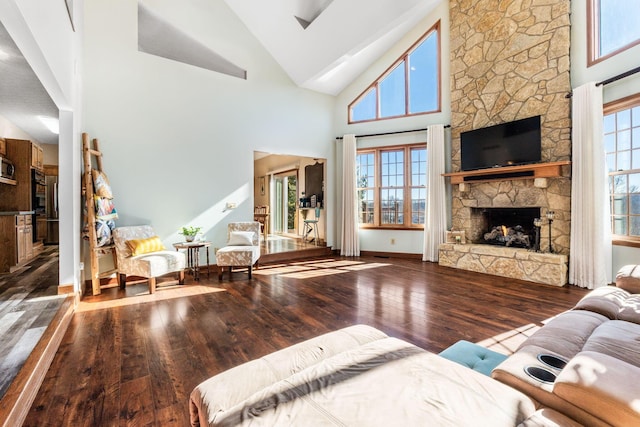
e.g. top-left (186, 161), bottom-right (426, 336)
top-left (216, 222), bottom-right (261, 280)
top-left (113, 225), bottom-right (186, 293)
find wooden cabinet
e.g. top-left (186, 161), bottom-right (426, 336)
top-left (15, 214), bottom-right (33, 264)
top-left (0, 137), bottom-right (6, 156)
top-left (31, 143), bottom-right (43, 170)
top-left (36, 217), bottom-right (47, 241)
top-left (0, 214), bottom-right (33, 272)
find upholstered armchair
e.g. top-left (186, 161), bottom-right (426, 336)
top-left (216, 222), bottom-right (261, 280)
top-left (112, 225), bottom-right (186, 294)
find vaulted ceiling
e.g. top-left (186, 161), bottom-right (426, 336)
top-left (0, 0), bottom-right (441, 146)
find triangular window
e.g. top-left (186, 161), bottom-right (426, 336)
top-left (349, 21), bottom-right (440, 123)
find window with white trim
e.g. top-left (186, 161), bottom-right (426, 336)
top-left (589, 0), bottom-right (640, 65)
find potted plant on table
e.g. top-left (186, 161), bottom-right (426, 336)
top-left (179, 226), bottom-right (202, 242)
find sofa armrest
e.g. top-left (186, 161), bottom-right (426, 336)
top-left (554, 351), bottom-right (640, 427)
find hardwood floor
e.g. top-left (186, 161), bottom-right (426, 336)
top-left (22, 255), bottom-right (589, 426)
top-left (0, 247), bottom-right (64, 399)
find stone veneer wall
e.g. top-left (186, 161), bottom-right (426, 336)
top-left (449, 0), bottom-right (572, 255)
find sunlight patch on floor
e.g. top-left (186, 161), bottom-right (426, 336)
top-left (77, 284), bottom-right (226, 312)
top-left (254, 259), bottom-right (390, 279)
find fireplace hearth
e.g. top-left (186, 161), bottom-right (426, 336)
top-left (471, 207), bottom-right (540, 248)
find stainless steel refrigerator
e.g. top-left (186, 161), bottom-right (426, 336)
top-left (45, 174), bottom-right (59, 244)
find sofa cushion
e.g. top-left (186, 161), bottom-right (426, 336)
top-left (517, 310), bottom-right (608, 360)
top-left (438, 340), bottom-right (507, 376)
top-left (227, 231), bottom-right (255, 246)
top-left (582, 320), bottom-right (640, 368)
top-left (618, 294), bottom-right (640, 324)
top-left (573, 286), bottom-right (630, 319)
top-left (554, 351), bottom-right (640, 427)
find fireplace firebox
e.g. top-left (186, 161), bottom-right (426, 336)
top-left (470, 207), bottom-right (540, 248)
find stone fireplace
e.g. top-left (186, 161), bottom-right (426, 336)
top-left (440, 0), bottom-right (572, 286)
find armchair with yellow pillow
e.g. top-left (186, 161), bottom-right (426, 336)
top-left (112, 225), bottom-right (186, 294)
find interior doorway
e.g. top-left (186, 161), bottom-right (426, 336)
top-left (272, 170), bottom-right (298, 235)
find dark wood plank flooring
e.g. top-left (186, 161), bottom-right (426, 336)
top-left (0, 247), bottom-right (63, 400)
top-left (24, 256), bottom-right (589, 426)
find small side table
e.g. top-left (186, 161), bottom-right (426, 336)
top-left (173, 241), bottom-right (210, 281)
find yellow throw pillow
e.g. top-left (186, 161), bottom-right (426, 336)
top-left (126, 236), bottom-right (166, 256)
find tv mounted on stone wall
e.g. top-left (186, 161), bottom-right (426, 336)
top-left (460, 116), bottom-right (541, 171)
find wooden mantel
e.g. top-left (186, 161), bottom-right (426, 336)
top-left (442, 161), bottom-right (571, 185)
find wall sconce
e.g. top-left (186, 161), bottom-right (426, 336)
top-left (546, 210), bottom-right (555, 253)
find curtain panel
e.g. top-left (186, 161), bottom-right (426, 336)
top-left (423, 124), bottom-right (447, 262)
top-left (341, 134), bottom-right (360, 256)
top-left (569, 82), bottom-right (611, 289)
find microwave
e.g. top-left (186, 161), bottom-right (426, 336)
top-left (0, 157), bottom-right (15, 180)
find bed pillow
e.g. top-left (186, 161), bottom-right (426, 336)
top-left (126, 236), bottom-right (166, 256)
top-left (227, 231), bottom-right (254, 246)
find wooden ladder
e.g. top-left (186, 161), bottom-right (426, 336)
top-left (82, 133), bottom-right (118, 295)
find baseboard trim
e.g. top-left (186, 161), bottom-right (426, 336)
top-left (57, 283), bottom-right (74, 295)
top-left (359, 250), bottom-right (422, 260)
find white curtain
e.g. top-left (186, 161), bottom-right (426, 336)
top-left (341, 134), bottom-right (360, 256)
top-left (423, 124), bottom-right (447, 262)
top-left (569, 82), bottom-right (611, 289)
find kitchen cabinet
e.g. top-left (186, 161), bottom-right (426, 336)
top-left (0, 137), bottom-right (6, 156)
top-left (0, 213), bottom-right (34, 272)
top-left (31, 142), bottom-right (43, 170)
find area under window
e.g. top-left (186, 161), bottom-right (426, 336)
top-left (356, 144), bottom-right (426, 229)
top-left (604, 93), bottom-right (640, 245)
top-left (349, 22), bottom-right (440, 123)
top-left (588, 0), bottom-right (640, 65)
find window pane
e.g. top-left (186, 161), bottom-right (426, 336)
top-left (411, 187), bottom-right (426, 225)
top-left (618, 129), bottom-right (631, 150)
top-left (381, 150), bottom-right (404, 189)
top-left (411, 148), bottom-right (427, 186)
top-left (631, 195), bottom-right (640, 215)
top-left (351, 88), bottom-right (377, 122)
top-left (599, 0), bottom-right (640, 57)
top-left (617, 150), bottom-right (631, 170)
top-left (604, 113), bottom-right (616, 133)
top-left (632, 149), bottom-right (640, 170)
top-left (617, 109), bottom-right (632, 130)
top-left (613, 174), bottom-right (627, 193)
top-left (356, 153), bottom-right (375, 188)
top-left (607, 153), bottom-right (616, 172)
top-left (604, 133), bottom-right (616, 153)
top-left (629, 173), bottom-right (640, 192)
top-left (633, 106), bottom-right (640, 126)
top-left (358, 189), bottom-right (374, 224)
top-left (612, 194), bottom-right (627, 214)
top-left (613, 215), bottom-right (627, 235)
top-left (381, 188), bottom-right (403, 224)
top-left (633, 128), bottom-right (640, 148)
top-left (408, 31), bottom-right (439, 114)
top-left (379, 64), bottom-right (406, 118)
top-left (631, 216), bottom-right (640, 236)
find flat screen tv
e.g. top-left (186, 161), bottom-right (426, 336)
top-left (460, 116), bottom-right (541, 171)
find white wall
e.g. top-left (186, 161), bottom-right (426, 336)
top-left (0, 113), bottom-right (38, 142)
top-left (332, 2), bottom-right (450, 254)
top-left (571, 1), bottom-right (640, 281)
top-left (82, 0), bottom-right (335, 263)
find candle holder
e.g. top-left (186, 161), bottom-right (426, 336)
top-left (532, 218), bottom-right (542, 252)
top-left (546, 210), bottom-right (555, 253)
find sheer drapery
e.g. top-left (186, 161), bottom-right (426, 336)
top-left (423, 124), bottom-right (447, 262)
top-left (341, 134), bottom-right (360, 256)
top-left (569, 82), bottom-right (611, 289)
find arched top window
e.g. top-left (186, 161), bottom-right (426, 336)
top-left (349, 21), bottom-right (440, 124)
